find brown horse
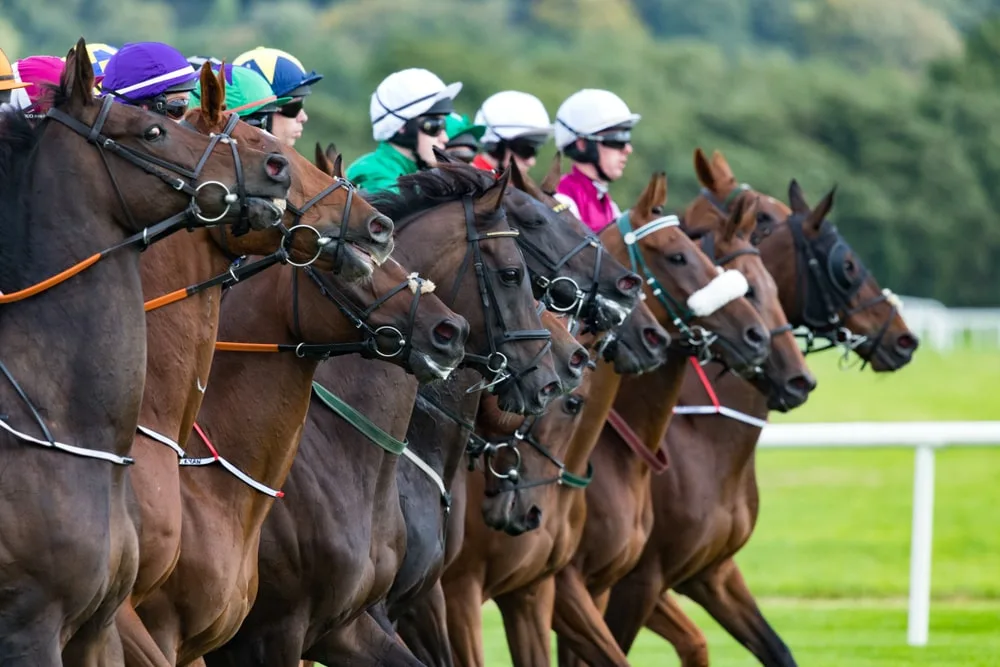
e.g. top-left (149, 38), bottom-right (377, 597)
top-left (136, 240), bottom-right (466, 666)
top-left (0, 41), bottom-right (290, 665)
top-left (207, 164), bottom-right (558, 667)
top-left (550, 174), bottom-right (772, 667)
top-left (600, 150), bottom-right (918, 667)
top-left (118, 64), bottom-right (395, 666)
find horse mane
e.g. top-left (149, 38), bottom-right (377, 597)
top-left (0, 107), bottom-right (44, 286)
top-left (365, 164), bottom-right (503, 225)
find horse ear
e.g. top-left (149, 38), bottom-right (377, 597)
top-left (633, 172), bottom-right (668, 219)
top-left (788, 179), bottom-right (810, 215)
top-left (693, 148), bottom-right (715, 190)
top-left (724, 195), bottom-right (758, 242)
top-left (314, 141), bottom-right (334, 176)
top-left (540, 152), bottom-right (563, 194)
top-left (200, 61), bottom-right (224, 124)
top-left (333, 153), bottom-right (345, 180)
top-left (325, 142), bottom-right (339, 164)
top-left (479, 165), bottom-right (511, 212)
top-left (723, 193), bottom-right (748, 242)
top-left (710, 150), bottom-right (734, 181)
top-left (509, 157), bottom-right (528, 192)
top-left (61, 38), bottom-right (94, 109)
top-left (806, 186), bottom-right (836, 232)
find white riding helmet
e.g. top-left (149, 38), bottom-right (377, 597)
top-left (369, 68), bottom-right (463, 141)
top-left (554, 89), bottom-right (641, 151)
top-left (474, 90), bottom-right (553, 146)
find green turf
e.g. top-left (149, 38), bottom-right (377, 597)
top-left (769, 346), bottom-right (1000, 423)
top-left (478, 599), bottom-right (1000, 666)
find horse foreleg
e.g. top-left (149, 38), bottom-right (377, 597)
top-left (396, 580), bottom-right (455, 667)
top-left (644, 592), bottom-right (709, 667)
top-left (306, 613), bottom-right (424, 667)
top-left (676, 558), bottom-right (797, 667)
top-left (115, 601), bottom-right (173, 667)
top-left (444, 574), bottom-right (486, 667)
top-left (494, 575), bottom-right (556, 667)
top-left (551, 566), bottom-right (631, 667)
top-left (602, 556), bottom-right (667, 655)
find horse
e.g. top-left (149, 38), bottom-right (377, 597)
top-left (117, 63), bottom-right (396, 666)
top-left (0, 40), bottom-right (290, 665)
top-left (550, 173), bottom-right (773, 667)
top-left (600, 149), bottom-right (919, 667)
top-left (207, 163), bottom-right (560, 667)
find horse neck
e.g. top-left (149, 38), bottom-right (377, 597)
top-left (612, 353), bottom-right (689, 457)
top-left (0, 144), bottom-right (146, 459)
top-left (568, 360), bottom-right (624, 475)
top-left (185, 267), bottom-right (319, 515)
top-left (676, 360), bottom-right (768, 472)
top-left (414, 368), bottom-right (483, 486)
top-left (140, 230), bottom-right (235, 442)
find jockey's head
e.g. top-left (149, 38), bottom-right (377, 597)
top-left (555, 89), bottom-right (640, 184)
top-left (0, 47), bottom-right (29, 106)
top-left (189, 64), bottom-right (292, 134)
top-left (100, 42), bottom-right (199, 123)
top-left (9, 56), bottom-right (65, 122)
top-left (444, 113), bottom-right (487, 164)
top-left (370, 67), bottom-right (463, 170)
top-left (233, 47), bottom-right (322, 148)
top-left (475, 90), bottom-right (554, 172)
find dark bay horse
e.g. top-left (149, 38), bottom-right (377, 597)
top-left (208, 164), bottom-right (558, 667)
top-left (119, 64), bottom-right (395, 667)
top-left (552, 174), bottom-right (772, 667)
top-left (0, 41), bottom-right (290, 665)
top-left (601, 149), bottom-right (918, 667)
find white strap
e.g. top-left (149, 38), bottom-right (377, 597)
top-left (113, 66), bottom-right (197, 96)
top-left (622, 215), bottom-right (680, 245)
top-left (137, 424), bottom-right (186, 457)
top-left (0, 417), bottom-right (133, 465)
top-left (672, 404), bottom-right (768, 429)
top-left (179, 455), bottom-right (283, 498)
top-left (401, 447), bottom-right (449, 504)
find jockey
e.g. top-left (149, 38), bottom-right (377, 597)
top-left (346, 67), bottom-right (461, 193)
top-left (85, 43), bottom-right (117, 87)
top-left (553, 89), bottom-right (640, 233)
top-left (0, 47), bottom-right (29, 106)
top-left (473, 90), bottom-right (553, 174)
top-left (188, 64), bottom-right (291, 133)
top-left (9, 56), bottom-right (65, 122)
top-left (444, 112), bottom-right (486, 164)
top-left (233, 47), bottom-right (322, 148)
top-left (100, 42), bottom-right (199, 122)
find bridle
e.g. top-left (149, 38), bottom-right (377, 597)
top-left (395, 195), bottom-right (552, 394)
top-left (701, 184), bottom-right (901, 369)
top-left (516, 199), bottom-right (626, 335)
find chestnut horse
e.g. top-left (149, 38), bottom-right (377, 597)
top-left (601, 149), bottom-right (918, 667)
top-left (0, 41), bottom-right (289, 665)
top-left (208, 164), bottom-right (559, 667)
top-left (119, 62), bottom-right (394, 667)
top-left (550, 173), bottom-right (772, 667)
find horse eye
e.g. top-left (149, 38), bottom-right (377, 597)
top-left (756, 212), bottom-right (770, 224)
top-left (563, 395), bottom-right (584, 415)
top-left (651, 205), bottom-right (664, 215)
top-left (668, 253), bottom-right (686, 266)
top-left (144, 126), bottom-right (163, 141)
top-left (845, 258), bottom-right (856, 272)
top-left (746, 285), bottom-right (757, 301)
top-left (499, 268), bottom-right (522, 285)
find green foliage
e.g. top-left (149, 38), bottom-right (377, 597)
top-left (3, 0), bottom-right (1000, 304)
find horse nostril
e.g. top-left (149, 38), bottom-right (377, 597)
top-left (643, 327), bottom-right (669, 350)
top-left (525, 506), bottom-right (542, 530)
top-left (744, 325), bottom-right (767, 347)
top-left (617, 273), bottom-right (641, 295)
top-left (787, 374), bottom-right (817, 396)
top-left (569, 349), bottom-right (588, 372)
top-left (540, 381), bottom-right (560, 399)
top-left (896, 333), bottom-right (919, 353)
top-left (433, 320), bottom-right (462, 347)
top-left (368, 215), bottom-right (393, 239)
top-left (265, 154), bottom-right (289, 181)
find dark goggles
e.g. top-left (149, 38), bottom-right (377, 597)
top-left (278, 99), bottom-right (304, 118)
top-left (163, 98), bottom-right (189, 120)
top-left (243, 112), bottom-right (273, 132)
top-left (416, 115), bottom-right (447, 137)
top-left (508, 138), bottom-right (545, 160)
top-left (588, 129), bottom-right (632, 150)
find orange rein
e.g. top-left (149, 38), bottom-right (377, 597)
top-left (214, 342), bottom-right (281, 353)
top-left (0, 253), bottom-right (102, 305)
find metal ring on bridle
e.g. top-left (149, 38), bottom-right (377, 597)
top-left (543, 276), bottom-right (586, 313)
top-left (486, 442), bottom-right (522, 480)
top-left (486, 351), bottom-right (509, 374)
top-left (372, 325), bottom-right (406, 358)
top-left (193, 180), bottom-right (235, 223)
top-left (283, 224), bottom-right (327, 268)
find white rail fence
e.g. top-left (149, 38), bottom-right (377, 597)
top-left (757, 421), bottom-right (1000, 647)
top-left (898, 296), bottom-right (1000, 351)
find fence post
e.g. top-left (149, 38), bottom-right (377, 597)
top-left (907, 443), bottom-right (936, 647)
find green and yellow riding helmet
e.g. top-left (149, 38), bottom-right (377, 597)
top-left (189, 63), bottom-right (292, 133)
